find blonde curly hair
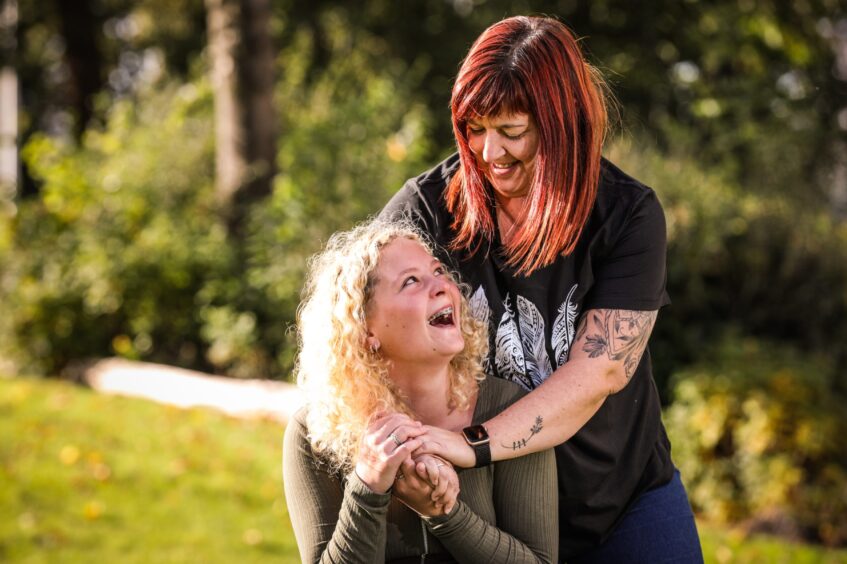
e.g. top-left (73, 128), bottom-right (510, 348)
top-left (295, 218), bottom-right (488, 473)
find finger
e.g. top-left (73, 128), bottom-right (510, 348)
top-left (386, 423), bottom-right (427, 446)
top-left (387, 438), bottom-right (422, 465)
top-left (399, 458), bottom-right (424, 489)
top-left (401, 457), bottom-right (416, 475)
top-left (431, 470), bottom-right (449, 500)
top-left (419, 458), bottom-right (440, 486)
top-left (374, 418), bottom-right (423, 445)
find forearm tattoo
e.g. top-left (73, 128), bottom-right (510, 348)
top-left (501, 416), bottom-right (544, 451)
top-left (578, 310), bottom-right (657, 378)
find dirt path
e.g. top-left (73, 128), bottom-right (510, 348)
top-left (84, 358), bottom-right (304, 423)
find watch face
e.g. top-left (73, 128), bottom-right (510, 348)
top-left (463, 425), bottom-right (489, 444)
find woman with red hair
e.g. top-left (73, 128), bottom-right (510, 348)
top-left (384, 15), bottom-right (703, 563)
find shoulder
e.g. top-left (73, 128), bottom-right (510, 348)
top-left (474, 377), bottom-right (528, 423)
top-left (583, 158), bottom-right (667, 250)
top-left (595, 157), bottom-right (663, 217)
top-left (283, 407), bottom-right (311, 450)
top-left (283, 407), bottom-right (338, 474)
top-left (406, 152), bottom-right (461, 194)
top-left (382, 153), bottom-right (460, 218)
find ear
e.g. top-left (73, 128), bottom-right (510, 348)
top-left (365, 333), bottom-right (380, 352)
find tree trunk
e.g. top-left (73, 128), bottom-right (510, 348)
top-left (0, 0), bottom-right (17, 196)
top-left (55, 0), bottom-right (102, 140)
top-left (205, 0), bottom-right (276, 238)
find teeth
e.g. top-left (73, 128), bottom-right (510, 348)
top-left (428, 306), bottom-right (453, 323)
top-left (492, 162), bottom-right (516, 169)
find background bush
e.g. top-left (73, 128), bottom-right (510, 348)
top-left (0, 15), bottom-right (431, 379)
top-left (666, 335), bottom-right (847, 546)
top-left (607, 140), bottom-right (847, 400)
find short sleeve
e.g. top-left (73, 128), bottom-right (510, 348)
top-left (583, 190), bottom-right (671, 311)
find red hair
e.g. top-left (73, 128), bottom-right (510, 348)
top-left (447, 16), bottom-right (608, 275)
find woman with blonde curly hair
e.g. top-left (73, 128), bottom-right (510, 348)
top-left (283, 218), bottom-right (557, 563)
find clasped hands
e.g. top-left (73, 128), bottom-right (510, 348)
top-left (354, 413), bottom-right (463, 516)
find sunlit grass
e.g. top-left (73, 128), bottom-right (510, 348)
top-left (1, 376), bottom-right (845, 563)
top-left (0, 377), bottom-right (297, 562)
top-left (699, 522), bottom-right (847, 563)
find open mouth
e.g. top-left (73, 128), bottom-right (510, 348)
top-left (428, 306), bottom-right (455, 327)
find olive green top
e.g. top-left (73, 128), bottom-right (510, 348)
top-left (282, 377), bottom-right (558, 563)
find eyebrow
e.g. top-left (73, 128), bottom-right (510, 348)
top-left (392, 259), bottom-right (442, 282)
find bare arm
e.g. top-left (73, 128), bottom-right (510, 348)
top-left (489, 308), bottom-right (657, 460)
top-left (416, 308), bottom-right (657, 466)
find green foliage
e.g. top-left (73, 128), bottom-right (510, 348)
top-left (0, 13), bottom-right (431, 379)
top-left (0, 377), bottom-right (296, 562)
top-left (242, 13), bottom-right (432, 374)
top-left (607, 137), bottom-right (847, 398)
top-left (4, 82), bottom-right (221, 376)
top-left (666, 336), bottom-right (847, 547)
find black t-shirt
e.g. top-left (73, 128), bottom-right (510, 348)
top-left (382, 153), bottom-right (675, 559)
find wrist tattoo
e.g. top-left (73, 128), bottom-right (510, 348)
top-left (501, 416), bottom-right (543, 451)
top-left (580, 310), bottom-right (657, 378)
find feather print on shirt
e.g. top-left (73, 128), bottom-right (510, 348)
top-left (494, 295), bottom-right (532, 390)
top-left (469, 286), bottom-right (492, 374)
top-left (469, 286), bottom-right (491, 329)
top-left (551, 284), bottom-right (579, 367)
top-left (517, 295), bottom-right (553, 387)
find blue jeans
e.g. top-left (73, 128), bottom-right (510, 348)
top-left (568, 470), bottom-right (704, 564)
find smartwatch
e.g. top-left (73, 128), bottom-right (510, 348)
top-left (461, 424), bottom-right (491, 468)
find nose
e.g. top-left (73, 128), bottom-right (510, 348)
top-left (430, 275), bottom-right (449, 296)
top-left (481, 132), bottom-right (505, 163)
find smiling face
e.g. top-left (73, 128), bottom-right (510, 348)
top-left (366, 238), bottom-right (465, 368)
top-left (466, 111), bottom-right (540, 202)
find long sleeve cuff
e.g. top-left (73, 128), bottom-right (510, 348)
top-left (345, 471), bottom-right (393, 511)
top-left (420, 500), bottom-right (470, 531)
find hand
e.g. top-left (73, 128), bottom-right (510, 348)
top-left (414, 425), bottom-right (476, 469)
top-left (412, 454), bottom-right (459, 513)
top-left (393, 457), bottom-right (459, 517)
top-left (354, 413), bottom-right (424, 494)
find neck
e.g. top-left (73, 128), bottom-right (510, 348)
top-left (387, 361), bottom-right (455, 426)
top-left (495, 196), bottom-right (526, 243)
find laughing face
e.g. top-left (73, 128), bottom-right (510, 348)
top-left (366, 238), bottom-right (465, 367)
top-left (466, 111), bottom-right (540, 202)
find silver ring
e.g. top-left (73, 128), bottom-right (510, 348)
top-left (389, 433), bottom-right (403, 447)
top-left (435, 462), bottom-right (446, 468)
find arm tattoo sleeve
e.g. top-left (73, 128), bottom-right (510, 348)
top-left (501, 416), bottom-right (544, 451)
top-left (579, 310), bottom-right (657, 378)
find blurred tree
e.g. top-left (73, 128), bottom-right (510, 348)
top-left (0, 0), bottom-right (17, 196)
top-left (15, 0), bottom-right (207, 195)
top-left (205, 0), bottom-right (276, 238)
top-left (53, 0), bottom-right (104, 139)
top-left (287, 0), bottom-right (845, 209)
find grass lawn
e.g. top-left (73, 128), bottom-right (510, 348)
top-left (1, 376), bottom-right (845, 563)
top-left (0, 376), bottom-right (296, 562)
